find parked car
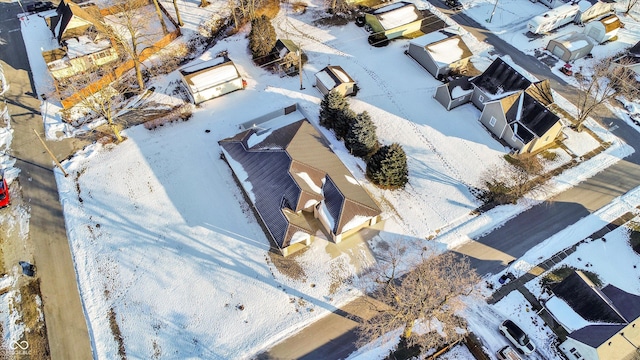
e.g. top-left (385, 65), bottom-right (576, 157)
top-left (497, 345), bottom-right (523, 360)
top-left (499, 320), bottom-right (536, 355)
top-left (0, 176), bottom-right (9, 208)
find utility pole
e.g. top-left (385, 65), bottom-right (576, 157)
top-left (487, 0), bottom-right (498, 23)
top-left (33, 129), bottom-right (68, 177)
top-left (298, 48), bottom-right (304, 90)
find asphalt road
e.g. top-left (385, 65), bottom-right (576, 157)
top-left (0, 1), bottom-right (93, 359)
top-left (446, 5), bottom-right (640, 276)
top-left (267, 4), bottom-right (640, 360)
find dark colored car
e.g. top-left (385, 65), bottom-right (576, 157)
top-left (499, 320), bottom-right (535, 355)
top-left (0, 177), bottom-right (9, 208)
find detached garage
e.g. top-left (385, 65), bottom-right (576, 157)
top-left (546, 32), bottom-right (595, 62)
top-left (180, 57), bottom-right (245, 105)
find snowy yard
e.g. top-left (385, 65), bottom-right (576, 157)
top-left (12, 0), bottom-right (640, 358)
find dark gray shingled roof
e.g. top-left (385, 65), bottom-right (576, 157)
top-left (472, 57), bottom-right (532, 97)
top-left (553, 271), bottom-right (640, 349)
top-left (219, 119), bottom-right (380, 250)
top-left (553, 271), bottom-right (626, 324)
top-left (505, 92), bottom-right (559, 144)
top-left (568, 324), bottom-right (626, 348)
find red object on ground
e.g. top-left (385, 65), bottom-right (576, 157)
top-left (0, 177), bottom-right (10, 208)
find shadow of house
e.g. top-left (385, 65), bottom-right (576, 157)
top-left (42, 0), bottom-right (119, 85)
top-left (315, 65), bottom-right (356, 97)
top-left (219, 104), bottom-right (381, 256)
top-left (364, 1), bottom-right (445, 40)
top-left (406, 28), bottom-right (473, 80)
top-left (179, 56), bottom-right (245, 105)
top-left (435, 58), bottom-right (563, 154)
top-left (544, 271), bottom-right (640, 360)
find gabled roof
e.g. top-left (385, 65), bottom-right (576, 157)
top-left (179, 57), bottom-right (240, 93)
top-left (525, 80), bottom-right (554, 107)
top-left (568, 324), bottom-right (626, 348)
top-left (315, 66), bottom-right (355, 91)
top-left (368, 1), bottom-right (422, 30)
top-left (49, 0), bottom-right (105, 44)
top-left (553, 271), bottom-right (628, 324)
top-left (472, 57), bottom-right (532, 98)
top-left (275, 39), bottom-right (300, 54)
top-left (219, 119), bottom-right (380, 249)
top-left (629, 41), bottom-right (640, 57)
top-left (412, 30), bottom-right (473, 68)
top-left (504, 91), bottom-right (559, 143)
top-left (445, 76), bottom-right (473, 97)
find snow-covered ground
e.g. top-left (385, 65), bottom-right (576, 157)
top-left (14, 0), bottom-right (640, 358)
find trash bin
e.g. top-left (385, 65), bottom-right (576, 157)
top-left (19, 261), bottom-right (36, 277)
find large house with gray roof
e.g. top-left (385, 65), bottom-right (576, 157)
top-left (545, 271), bottom-right (640, 360)
top-left (435, 57), bottom-right (562, 154)
top-left (219, 105), bottom-right (381, 256)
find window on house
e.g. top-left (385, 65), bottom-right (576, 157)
top-left (489, 116), bottom-right (497, 127)
top-left (478, 95), bottom-right (484, 103)
top-left (569, 347), bottom-right (583, 359)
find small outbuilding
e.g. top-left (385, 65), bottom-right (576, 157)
top-left (433, 76), bottom-right (473, 110)
top-left (364, 1), bottom-right (445, 40)
top-left (575, 0), bottom-right (615, 24)
top-left (315, 66), bottom-right (357, 97)
top-left (584, 14), bottom-right (621, 44)
top-left (546, 32), bottom-right (595, 62)
top-left (407, 29), bottom-right (473, 79)
top-left (180, 57), bottom-right (245, 105)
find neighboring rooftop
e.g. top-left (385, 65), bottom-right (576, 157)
top-left (472, 57), bottom-right (532, 97)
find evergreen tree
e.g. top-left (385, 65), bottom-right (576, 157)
top-left (249, 15), bottom-right (276, 59)
top-left (319, 90), bottom-right (349, 131)
top-left (334, 107), bottom-right (356, 140)
top-left (366, 143), bottom-right (409, 189)
top-left (345, 111), bottom-right (378, 157)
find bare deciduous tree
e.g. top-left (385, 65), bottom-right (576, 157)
top-left (480, 155), bottom-right (548, 205)
top-left (575, 57), bottom-right (640, 131)
top-left (326, 0), bottom-right (353, 15)
top-left (173, 0), bottom-right (183, 27)
top-left (625, 0), bottom-right (639, 14)
top-left (151, 0), bottom-right (169, 34)
top-left (358, 250), bottom-right (480, 353)
top-left (103, 1), bottom-right (164, 91)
